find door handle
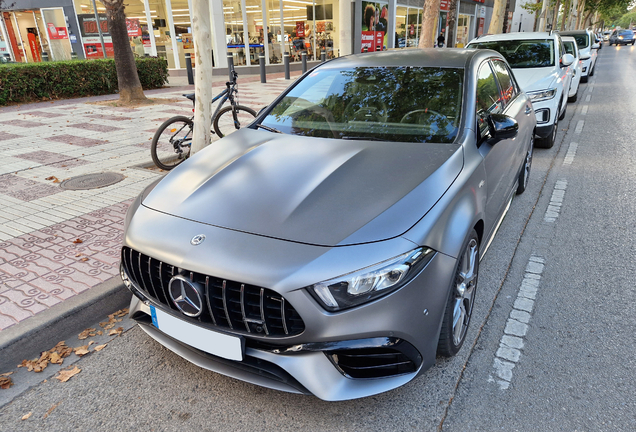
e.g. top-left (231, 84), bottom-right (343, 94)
top-left (525, 106), bottom-right (532, 115)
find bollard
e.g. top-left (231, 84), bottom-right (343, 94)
top-left (185, 53), bottom-right (194, 85)
top-left (283, 52), bottom-right (290, 80)
top-left (301, 51), bottom-right (307, 73)
top-left (42, 52), bottom-right (49, 62)
top-left (227, 54), bottom-right (234, 82)
top-left (363, 47), bottom-right (368, 53)
top-left (259, 52), bottom-right (266, 83)
top-left (321, 50), bottom-right (326, 62)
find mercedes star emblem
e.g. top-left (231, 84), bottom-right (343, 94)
top-left (191, 234), bottom-right (206, 245)
top-left (168, 275), bottom-right (204, 317)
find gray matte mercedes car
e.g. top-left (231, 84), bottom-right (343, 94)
top-left (120, 49), bottom-right (536, 401)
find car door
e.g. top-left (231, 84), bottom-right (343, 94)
top-left (476, 60), bottom-right (520, 233)
top-left (556, 36), bottom-right (571, 112)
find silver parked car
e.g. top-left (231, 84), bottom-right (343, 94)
top-left (120, 49), bottom-right (536, 401)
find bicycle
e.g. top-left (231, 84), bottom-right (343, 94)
top-left (150, 67), bottom-right (257, 170)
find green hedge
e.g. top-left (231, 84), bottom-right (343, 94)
top-left (0, 57), bottom-right (168, 105)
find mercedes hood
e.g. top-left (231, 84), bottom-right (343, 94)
top-left (142, 128), bottom-right (463, 247)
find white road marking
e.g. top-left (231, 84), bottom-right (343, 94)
top-left (585, 94), bottom-right (591, 102)
top-left (491, 256), bottom-right (545, 390)
top-left (563, 142), bottom-right (578, 165)
top-left (581, 105), bottom-right (588, 115)
top-left (575, 120), bottom-right (585, 133)
top-left (544, 180), bottom-right (567, 222)
top-left (587, 85), bottom-right (594, 93)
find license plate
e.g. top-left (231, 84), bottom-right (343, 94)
top-left (150, 305), bottom-right (243, 361)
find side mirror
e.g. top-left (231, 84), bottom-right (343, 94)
top-left (592, 43), bottom-right (600, 49)
top-left (487, 113), bottom-right (518, 141)
top-left (561, 53), bottom-right (575, 67)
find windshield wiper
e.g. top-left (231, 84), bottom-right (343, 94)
top-left (255, 124), bottom-right (284, 134)
top-left (341, 136), bottom-right (385, 141)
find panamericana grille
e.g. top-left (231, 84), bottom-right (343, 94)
top-left (121, 247), bottom-right (305, 337)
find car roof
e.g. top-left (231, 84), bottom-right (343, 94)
top-left (561, 36), bottom-right (576, 42)
top-left (559, 30), bottom-right (590, 35)
top-left (324, 48), bottom-right (493, 69)
top-left (468, 31), bottom-right (556, 43)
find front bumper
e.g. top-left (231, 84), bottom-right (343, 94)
top-left (122, 204), bottom-right (458, 400)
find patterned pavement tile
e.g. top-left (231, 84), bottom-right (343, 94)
top-left (67, 123), bottom-right (122, 133)
top-left (16, 150), bottom-right (71, 165)
top-left (46, 134), bottom-right (108, 147)
top-left (21, 111), bottom-right (66, 118)
top-left (50, 158), bottom-right (90, 169)
top-left (4, 182), bottom-right (61, 202)
top-left (0, 133), bottom-right (23, 141)
top-left (0, 119), bottom-right (46, 128)
top-left (84, 114), bottom-right (132, 121)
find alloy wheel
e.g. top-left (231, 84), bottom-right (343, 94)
top-left (452, 238), bottom-right (479, 346)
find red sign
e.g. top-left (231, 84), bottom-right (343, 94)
top-left (440, 0), bottom-right (450, 11)
top-left (296, 21), bottom-right (305, 38)
top-left (473, 0), bottom-right (485, 3)
top-left (361, 31), bottom-right (385, 52)
top-left (478, 18), bottom-right (485, 36)
top-left (47, 23), bottom-right (68, 40)
top-left (27, 32), bottom-right (41, 62)
top-left (126, 19), bottom-right (141, 37)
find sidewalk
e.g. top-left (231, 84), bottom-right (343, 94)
top-left (0, 72), bottom-right (300, 345)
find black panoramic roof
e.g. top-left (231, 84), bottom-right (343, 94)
top-left (320, 48), bottom-right (499, 70)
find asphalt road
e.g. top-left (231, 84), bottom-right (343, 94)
top-left (1, 45), bottom-right (635, 431)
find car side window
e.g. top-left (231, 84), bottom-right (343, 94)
top-left (491, 60), bottom-right (516, 108)
top-left (476, 62), bottom-right (502, 137)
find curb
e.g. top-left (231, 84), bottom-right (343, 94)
top-left (0, 276), bottom-right (131, 369)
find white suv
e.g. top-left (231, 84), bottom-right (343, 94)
top-left (559, 30), bottom-right (599, 82)
top-left (467, 32), bottom-right (574, 148)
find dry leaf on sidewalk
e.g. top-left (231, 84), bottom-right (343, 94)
top-left (78, 328), bottom-right (96, 340)
top-left (43, 401), bottom-right (61, 418)
top-left (74, 346), bottom-right (90, 357)
top-left (94, 344), bottom-right (107, 352)
top-left (108, 327), bottom-right (124, 337)
top-left (0, 376), bottom-right (13, 389)
top-left (55, 366), bottom-right (81, 383)
top-left (45, 176), bottom-right (60, 183)
top-left (18, 341), bottom-right (73, 372)
top-left (21, 412), bottom-right (32, 421)
top-left (72, 238), bottom-right (83, 244)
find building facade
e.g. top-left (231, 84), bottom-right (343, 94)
top-left (2, 0), bottom-right (494, 71)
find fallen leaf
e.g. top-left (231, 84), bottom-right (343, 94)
top-left (108, 327), bottom-right (124, 336)
top-left (49, 352), bottom-right (63, 364)
top-left (55, 366), bottom-right (80, 383)
top-left (0, 376), bottom-right (13, 389)
top-left (72, 238), bottom-right (83, 244)
top-left (21, 412), bottom-right (32, 420)
top-left (94, 344), bottom-right (107, 352)
top-left (43, 401), bottom-right (61, 418)
top-left (75, 253), bottom-right (82, 257)
top-left (74, 346), bottom-right (89, 357)
top-left (78, 328), bottom-right (96, 340)
top-left (97, 330), bottom-right (103, 336)
top-left (0, 372), bottom-right (13, 377)
top-left (80, 257), bottom-right (89, 262)
top-left (88, 341), bottom-right (96, 346)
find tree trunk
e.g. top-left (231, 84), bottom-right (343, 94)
top-left (568, 0), bottom-right (578, 30)
top-left (552, 0), bottom-right (560, 30)
top-left (446, 0), bottom-right (458, 47)
top-left (576, 0), bottom-right (586, 29)
top-left (101, 0), bottom-right (147, 104)
top-left (419, 0), bottom-right (440, 49)
top-left (191, 0), bottom-right (213, 155)
top-left (538, 0), bottom-right (548, 31)
top-left (560, 0), bottom-right (569, 30)
top-left (502, 0), bottom-right (511, 33)
top-left (488, 0), bottom-right (507, 34)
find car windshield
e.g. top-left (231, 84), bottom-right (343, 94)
top-left (468, 39), bottom-right (555, 68)
top-left (563, 41), bottom-right (576, 56)
top-left (570, 34), bottom-right (589, 48)
top-left (619, 30), bottom-right (633, 36)
top-left (259, 66), bottom-right (463, 143)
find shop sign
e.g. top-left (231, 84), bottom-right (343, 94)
top-left (361, 31), bottom-right (385, 52)
top-left (296, 21), bottom-right (305, 38)
top-left (477, 17), bottom-right (485, 36)
top-left (47, 23), bottom-right (68, 40)
top-left (77, 14), bottom-right (110, 37)
top-left (478, 6), bottom-right (486, 18)
top-left (361, 1), bottom-right (389, 51)
top-left (440, 0), bottom-right (450, 11)
top-left (126, 19), bottom-right (141, 37)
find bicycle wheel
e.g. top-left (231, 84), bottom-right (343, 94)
top-left (213, 105), bottom-right (257, 138)
top-left (151, 116), bottom-right (193, 170)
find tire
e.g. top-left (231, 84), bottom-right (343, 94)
top-left (437, 229), bottom-right (480, 357)
top-left (213, 105), bottom-right (257, 138)
top-left (516, 135), bottom-right (533, 195)
top-left (589, 64), bottom-right (595, 77)
top-left (151, 116), bottom-right (193, 170)
top-left (558, 97), bottom-right (567, 120)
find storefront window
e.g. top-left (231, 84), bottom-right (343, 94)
top-left (245, 0), bottom-right (263, 65)
top-left (11, 11), bottom-right (42, 62)
top-left (224, 0), bottom-right (247, 66)
top-left (41, 8), bottom-right (72, 61)
top-left (396, 6), bottom-right (406, 48)
top-left (456, 14), bottom-right (471, 48)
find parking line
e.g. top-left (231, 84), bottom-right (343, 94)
top-left (563, 142), bottom-right (578, 166)
top-left (544, 180), bottom-right (567, 222)
top-left (585, 94), bottom-right (591, 102)
top-left (490, 256), bottom-right (545, 390)
top-left (575, 120), bottom-right (585, 133)
top-left (581, 106), bottom-right (588, 115)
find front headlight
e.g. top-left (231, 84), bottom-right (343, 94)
top-left (527, 88), bottom-right (557, 102)
top-left (308, 247), bottom-right (435, 311)
top-left (619, 36), bottom-right (624, 39)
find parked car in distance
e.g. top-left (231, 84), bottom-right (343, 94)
top-left (467, 31), bottom-right (573, 149)
top-left (609, 29), bottom-right (635, 46)
top-left (120, 48), bottom-right (536, 401)
top-left (603, 31), bottom-right (611, 41)
top-left (562, 36), bottom-right (582, 102)
top-left (560, 30), bottom-right (599, 82)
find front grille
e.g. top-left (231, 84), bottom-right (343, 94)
top-left (121, 247), bottom-right (305, 337)
top-left (327, 342), bottom-right (420, 379)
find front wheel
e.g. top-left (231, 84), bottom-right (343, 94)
top-left (213, 105), bottom-right (257, 138)
top-left (151, 116), bottom-right (193, 170)
top-left (437, 230), bottom-right (480, 357)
